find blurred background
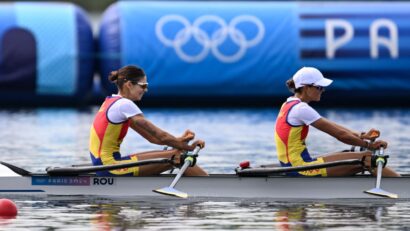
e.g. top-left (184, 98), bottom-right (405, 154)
top-left (1, 0), bottom-right (409, 107)
top-left (2, 2), bottom-right (410, 229)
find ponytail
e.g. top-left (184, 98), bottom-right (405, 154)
top-left (108, 65), bottom-right (145, 89)
top-left (286, 78), bottom-right (302, 94)
top-left (108, 71), bottom-right (119, 82)
top-left (286, 78), bottom-right (296, 93)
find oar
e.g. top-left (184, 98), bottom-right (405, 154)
top-left (236, 159), bottom-right (363, 177)
top-left (153, 146), bottom-right (201, 198)
top-left (46, 158), bottom-right (172, 176)
top-left (365, 148), bottom-right (398, 198)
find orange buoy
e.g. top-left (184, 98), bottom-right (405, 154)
top-left (0, 198), bottom-right (18, 218)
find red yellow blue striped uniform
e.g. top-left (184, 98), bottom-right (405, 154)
top-left (274, 100), bottom-right (327, 176)
top-left (89, 96), bottom-right (139, 176)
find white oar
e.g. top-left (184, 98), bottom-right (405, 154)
top-left (365, 147), bottom-right (398, 198)
top-left (153, 146), bottom-right (201, 198)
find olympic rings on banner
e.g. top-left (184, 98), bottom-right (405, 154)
top-left (155, 15), bottom-right (265, 63)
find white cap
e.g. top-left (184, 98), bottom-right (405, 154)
top-left (293, 67), bottom-right (333, 89)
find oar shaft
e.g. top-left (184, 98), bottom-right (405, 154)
top-left (364, 147), bottom-right (398, 198)
top-left (169, 159), bottom-right (191, 188)
top-left (375, 161), bottom-right (383, 189)
top-left (169, 146), bottom-right (201, 188)
top-left (152, 146), bottom-right (202, 198)
top-left (375, 147), bottom-right (385, 189)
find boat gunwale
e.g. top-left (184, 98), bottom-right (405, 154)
top-left (16, 173), bottom-right (410, 178)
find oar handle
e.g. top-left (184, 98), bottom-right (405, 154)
top-left (192, 145), bottom-right (201, 155)
top-left (180, 145), bottom-right (202, 168)
top-left (379, 147), bottom-right (384, 156)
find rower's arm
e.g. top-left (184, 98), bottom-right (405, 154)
top-left (129, 115), bottom-right (162, 144)
top-left (129, 114), bottom-right (198, 151)
top-left (325, 120), bottom-right (380, 140)
top-left (328, 120), bottom-right (361, 138)
top-left (311, 118), bottom-right (368, 148)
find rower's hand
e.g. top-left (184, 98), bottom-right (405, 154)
top-left (362, 129), bottom-right (380, 141)
top-left (369, 140), bottom-right (388, 150)
top-left (189, 140), bottom-right (205, 150)
top-left (179, 130), bottom-right (195, 143)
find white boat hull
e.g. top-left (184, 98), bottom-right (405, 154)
top-left (1, 174), bottom-right (409, 199)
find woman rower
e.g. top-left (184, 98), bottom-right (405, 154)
top-left (274, 67), bottom-right (400, 177)
top-left (89, 65), bottom-right (208, 176)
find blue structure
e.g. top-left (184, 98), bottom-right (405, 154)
top-left (1, 1), bottom-right (410, 106)
top-left (99, 1), bottom-right (410, 103)
top-left (0, 2), bottom-right (94, 105)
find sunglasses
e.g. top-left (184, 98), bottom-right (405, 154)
top-left (303, 84), bottom-right (325, 92)
top-left (128, 80), bottom-right (149, 90)
top-left (124, 78), bottom-right (148, 90)
top-left (135, 82), bottom-right (149, 90)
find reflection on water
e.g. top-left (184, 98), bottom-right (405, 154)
top-left (3, 196), bottom-right (410, 230)
top-left (1, 107), bottom-right (410, 229)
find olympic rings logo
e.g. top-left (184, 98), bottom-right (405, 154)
top-left (155, 15), bottom-right (265, 63)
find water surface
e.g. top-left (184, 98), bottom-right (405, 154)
top-left (1, 107), bottom-right (410, 230)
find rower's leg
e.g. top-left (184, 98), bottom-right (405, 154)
top-left (132, 149), bottom-right (208, 176)
top-left (358, 153), bottom-right (400, 177)
top-left (369, 166), bottom-right (401, 177)
top-left (132, 149), bottom-right (176, 176)
top-left (321, 151), bottom-right (400, 177)
top-left (184, 165), bottom-right (208, 176)
top-left (320, 151), bottom-right (369, 176)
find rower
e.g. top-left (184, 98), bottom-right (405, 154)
top-left (89, 65), bottom-right (208, 176)
top-left (274, 67), bottom-right (400, 177)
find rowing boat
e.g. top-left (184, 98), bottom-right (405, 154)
top-left (1, 174), bottom-right (409, 199)
top-left (1, 162), bottom-right (408, 199)
top-left (1, 146), bottom-right (405, 199)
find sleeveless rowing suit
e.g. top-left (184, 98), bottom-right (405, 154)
top-left (89, 96), bottom-right (140, 176)
top-left (274, 98), bottom-right (327, 176)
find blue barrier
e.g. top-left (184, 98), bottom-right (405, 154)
top-left (1, 1), bottom-right (410, 105)
top-left (297, 2), bottom-right (410, 93)
top-left (99, 1), bottom-right (410, 101)
top-left (99, 1), bottom-right (296, 96)
top-left (0, 2), bottom-right (94, 105)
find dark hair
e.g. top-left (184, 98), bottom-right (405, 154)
top-left (286, 78), bottom-right (302, 94)
top-left (108, 65), bottom-right (146, 89)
